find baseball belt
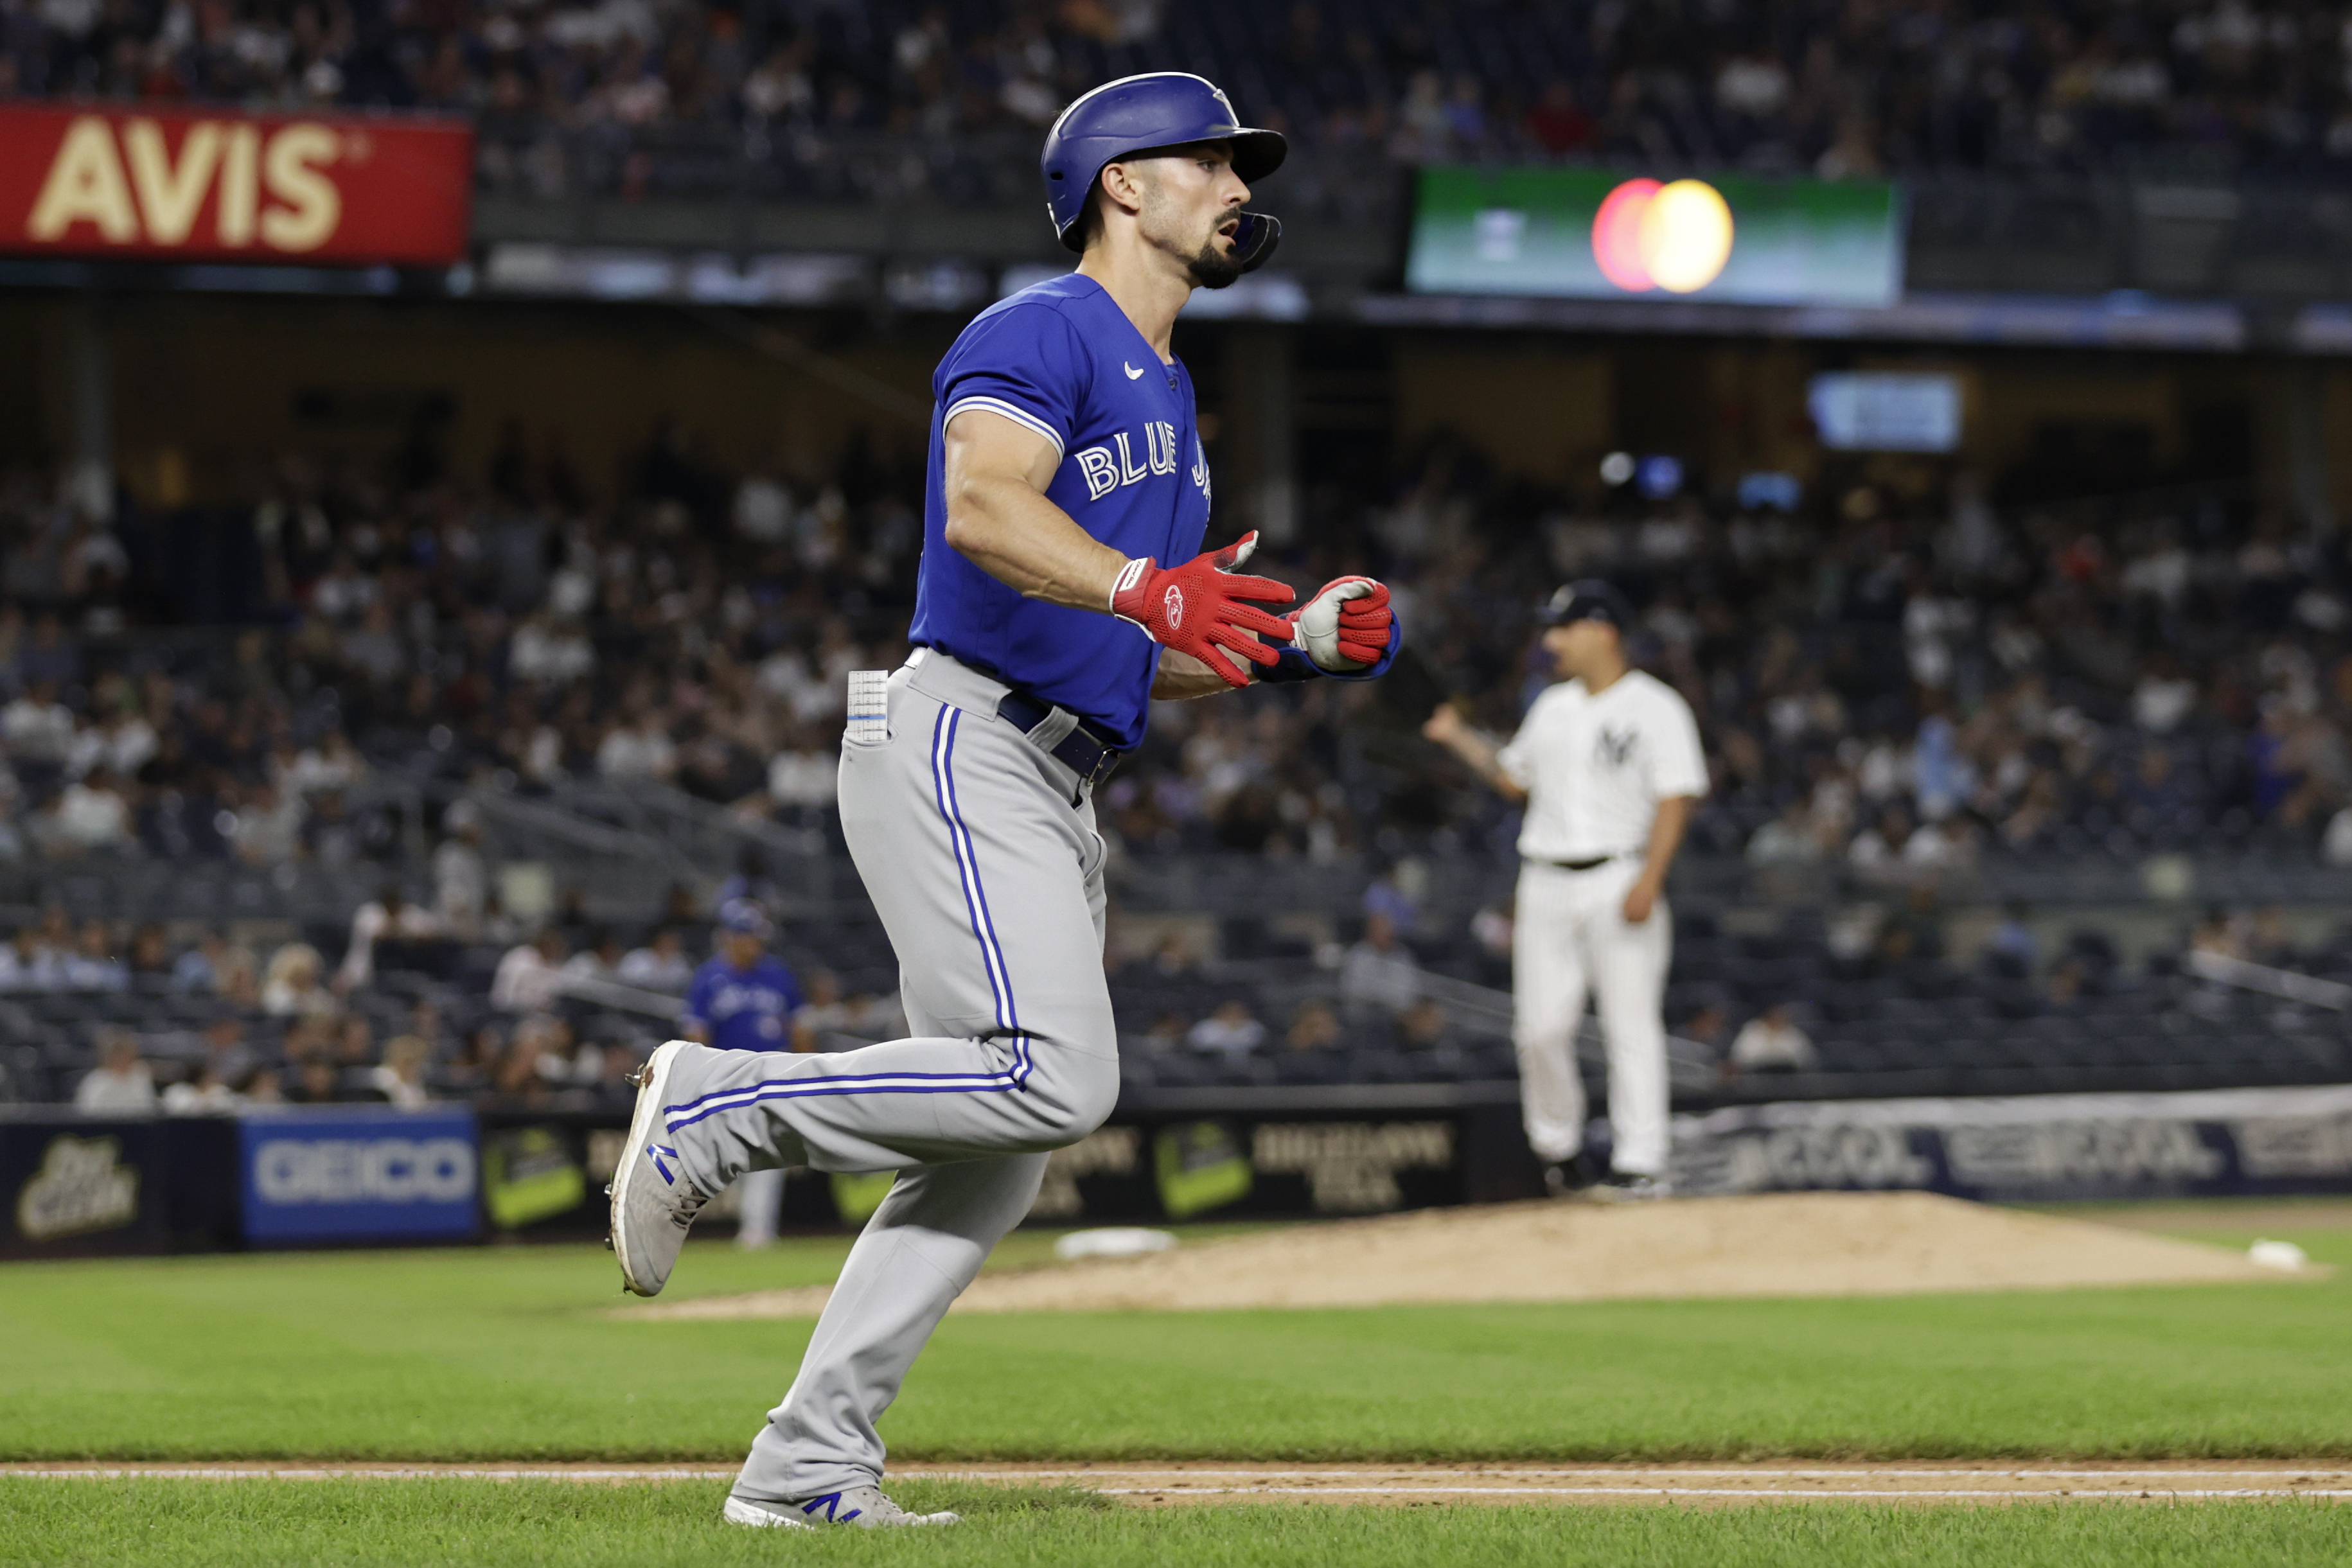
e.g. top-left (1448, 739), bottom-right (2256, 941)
top-left (1535, 854), bottom-right (1620, 872)
top-left (994, 689), bottom-right (1127, 788)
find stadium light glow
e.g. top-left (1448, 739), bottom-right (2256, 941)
top-left (1589, 177), bottom-right (1735, 295)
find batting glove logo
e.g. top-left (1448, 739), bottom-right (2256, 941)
top-left (1163, 585), bottom-right (1185, 628)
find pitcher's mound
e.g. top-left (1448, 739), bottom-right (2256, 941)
top-left (626, 1192), bottom-right (2310, 1320)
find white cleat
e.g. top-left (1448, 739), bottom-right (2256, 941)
top-left (608, 1040), bottom-right (710, 1298)
top-left (723, 1487), bottom-right (962, 1529)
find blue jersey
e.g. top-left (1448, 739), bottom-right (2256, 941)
top-left (680, 955), bottom-right (806, 1053)
top-left (910, 273), bottom-right (1212, 750)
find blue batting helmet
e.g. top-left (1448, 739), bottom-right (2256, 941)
top-left (1041, 72), bottom-right (1286, 269)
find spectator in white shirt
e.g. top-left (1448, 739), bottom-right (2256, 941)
top-left (51, 769), bottom-right (131, 853)
top-left (762, 727), bottom-right (840, 816)
top-left (1, 680), bottom-right (75, 762)
top-left (75, 1033), bottom-right (156, 1113)
top-left (597, 710), bottom-right (677, 781)
top-left (491, 928), bottom-right (570, 1012)
top-left (1186, 1000), bottom-right (1268, 1061)
top-left (335, 886), bottom-right (441, 992)
top-left (1727, 1004), bottom-right (1819, 1073)
top-left (163, 1061), bottom-right (240, 1115)
top-left (616, 928), bottom-right (693, 992)
top-left (229, 782), bottom-right (306, 865)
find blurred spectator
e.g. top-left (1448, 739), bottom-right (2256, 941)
top-left (60, 920), bottom-right (128, 991)
top-left (261, 943), bottom-right (337, 1017)
top-left (0, 926), bottom-right (56, 991)
top-left (1397, 998), bottom-right (1453, 1051)
top-left (564, 929), bottom-right (626, 985)
top-left (432, 802), bottom-right (491, 936)
top-left (492, 928), bottom-right (571, 1013)
top-left (1340, 913), bottom-right (1420, 1018)
top-left (287, 1059), bottom-right (346, 1105)
top-left (127, 922), bottom-right (173, 982)
top-left (369, 1035), bottom-right (435, 1110)
top-left (163, 1062), bottom-right (240, 1115)
top-left (1286, 1000), bottom-right (1341, 1052)
top-left (50, 768), bottom-right (132, 854)
top-left (618, 928), bottom-right (694, 992)
top-left (335, 885), bottom-right (441, 992)
top-left (1186, 1000), bottom-right (1267, 1061)
top-left (1728, 1004), bottom-right (1819, 1073)
top-left (75, 1033), bottom-right (155, 1113)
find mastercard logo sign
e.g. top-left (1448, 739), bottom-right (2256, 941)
top-left (1591, 178), bottom-right (1735, 294)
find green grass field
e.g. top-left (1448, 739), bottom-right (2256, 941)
top-left (3, 1201), bottom-right (2348, 1564)
top-left (7, 1478), bottom-right (2352, 1568)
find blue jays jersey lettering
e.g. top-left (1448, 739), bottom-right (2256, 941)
top-left (681, 956), bottom-right (806, 1053)
top-left (908, 272), bottom-right (1212, 750)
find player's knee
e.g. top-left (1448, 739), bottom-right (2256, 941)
top-left (1034, 1052), bottom-right (1119, 1145)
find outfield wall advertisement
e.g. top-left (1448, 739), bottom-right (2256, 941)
top-left (1671, 1084), bottom-right (2352, 1202)
top-left (1406, 165), bottom-right (1904, 308)
top-left (238, 1107), bottom-right (480, 1245)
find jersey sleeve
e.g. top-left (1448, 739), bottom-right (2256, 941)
top-left (1496, 694), bottom-right (1548, 790)
top-left (1645, 687), bottom-right (1711, 800)
top-left (936, 302), bottom-right (1090, 462)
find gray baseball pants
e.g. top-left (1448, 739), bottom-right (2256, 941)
top-left (651, 648), bottom-right (1117, 1503)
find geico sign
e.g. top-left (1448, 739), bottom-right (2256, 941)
top-left (31, 117), bottom-right (346, 252)
top-left (252, 1136), bottom-right (477, 1206)
top-left (0, 105), bottom-right (472, 265)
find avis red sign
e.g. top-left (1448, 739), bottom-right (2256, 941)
top-left (0, 105), bottom-right (472, 266)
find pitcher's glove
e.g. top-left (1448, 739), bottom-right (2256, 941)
top-left (1259, 576), bottom-right (1403, 683)
top-left (1110, 531), bottom-right (1297, 689)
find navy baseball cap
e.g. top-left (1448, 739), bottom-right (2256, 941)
top-left (1539, 579), bottom-right (1635, 631)
top-left (716, 898), bottom-right (772, 938)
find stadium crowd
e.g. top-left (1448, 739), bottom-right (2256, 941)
top-left (5, 0), bottom-right (2351, 182)
top-left (3, 417), bottom-right (2351, 881)
top-left (2, 401), bottom-right (2349, 1104)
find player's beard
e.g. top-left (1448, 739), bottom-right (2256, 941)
top-left (1185, 229), bottom-right (1244, 290)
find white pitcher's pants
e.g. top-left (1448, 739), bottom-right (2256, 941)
top-left (1511, 858), bottom-right (1672, 1177)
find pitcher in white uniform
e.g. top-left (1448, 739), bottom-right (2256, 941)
top-left (1424, 580), bottom-right (1708, 1199)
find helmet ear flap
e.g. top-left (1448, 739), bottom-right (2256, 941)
top-left (1231, 211), bottom-right (1281, 274)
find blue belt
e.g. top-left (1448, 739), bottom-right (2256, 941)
top-left (993, 690), bottom-right (1126, 789)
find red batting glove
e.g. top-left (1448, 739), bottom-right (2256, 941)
top-left (1291, 576), bottom-right (1394, 669)
top-left (1110, 531), bottom-right (1297, 689)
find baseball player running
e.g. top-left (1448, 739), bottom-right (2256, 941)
top-left (606, 73), bottom-right (1400, 1530)
top-left (1423, 581), bottom-right (1705, 1200)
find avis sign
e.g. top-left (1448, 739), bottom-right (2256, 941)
top-left (0, 104), bottom-right (471, 266)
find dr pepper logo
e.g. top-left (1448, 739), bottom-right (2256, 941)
top-left (0, 105), bottom-right (472, 267)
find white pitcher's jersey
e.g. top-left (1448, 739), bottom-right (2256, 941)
top-left (1498, 669), bottom-right (1708, 861)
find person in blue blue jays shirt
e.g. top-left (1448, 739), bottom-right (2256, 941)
top-left (680, 899), bottom-right (811, 1249)
top-left (681, 900), bottom-right (811, 1056)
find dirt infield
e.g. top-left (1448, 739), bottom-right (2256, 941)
top-left (624, 1192), bottom-right (2310, 1319)
top-left (9, 1461), bottom-right (2349, 1505)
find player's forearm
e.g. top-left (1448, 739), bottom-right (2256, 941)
top-left (942, 476), bottom-right (1126, 612)
top-left (1441, 728), bottom-right (1527, 802)
top-left (1151, 650), bottom-right (1235, 700)
top-left (1633, 796), bottom-right (1695, 886)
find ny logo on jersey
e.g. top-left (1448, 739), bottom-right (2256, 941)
top-left (1075, 421), bottom-right (1180, 500)
top-left (1594, 725), bottom-right (1640, 769)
